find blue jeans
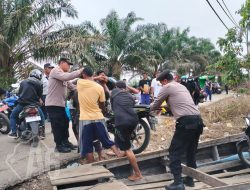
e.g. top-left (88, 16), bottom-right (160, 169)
top-left (141, 94), bottom-right (150, 105)
top-left (10, 104), bottom-right (45, 133)
top-left (205, 88), bottom-right (212, 101)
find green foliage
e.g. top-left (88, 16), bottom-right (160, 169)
top-left (214, 28), bottom-right (244, 87)
top-left (0, 0), bottom-right (98, 87)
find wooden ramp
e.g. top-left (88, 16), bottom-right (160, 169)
top-left (48, 133), bottom-right (250, 190)
top-left (63, 181), bottom-right (132, 190)
top-left (49, 164), bottom-right (123, 190)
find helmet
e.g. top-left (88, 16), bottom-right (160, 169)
top-left (29, 69), bottom-right (43, 80)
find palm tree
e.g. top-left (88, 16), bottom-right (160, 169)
top-left (95, 10), bottom-right (146, 78)
top-left (0, 0), bottom-right (98, 88)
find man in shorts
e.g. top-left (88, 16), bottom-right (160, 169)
top-left (111, 81), bottom-right (142, 181)
top-left (77, 67), bottom-right (120, 163)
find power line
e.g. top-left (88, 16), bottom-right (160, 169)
top-left (216, 0), bottom-right (239, 28)
top-left (221, 0), bottom-right (239, 27)
top-left (205, 0), bottom-right (229, 30)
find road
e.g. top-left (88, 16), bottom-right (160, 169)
top-left (0, 123), bottom-right (78, 189)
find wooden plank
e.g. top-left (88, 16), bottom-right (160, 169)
top-left (205, 181), bottom-right (250, 190)
top-left (93, 150), bottom-right (167, 169)
top-left (199, 160), bottom-right (242, 173)
top-left (49, 165), bottom-right (109, 181)
top-left (93, 134), bottom-right (243, 169)
top-left (129, 181), bottom-right (170, 190)
top-left (181, 164), bottom-right (228, 187)
top-left (123, 173), bottom-right (173, 186)
top-left (198, 133), bottom-right (244, 149)
top-left (51, 172), bottom-right (114, 186)
top-left (214, 168), bottom-right (250, 178)
top-left (64, 181), bottom-right (132, 190)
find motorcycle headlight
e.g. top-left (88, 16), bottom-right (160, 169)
top-left (246, 118), bottom-right (250, 126)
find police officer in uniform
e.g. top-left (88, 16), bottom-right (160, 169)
top-left (150, 70), bottom-right (204, 190)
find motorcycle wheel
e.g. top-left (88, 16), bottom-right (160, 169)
top-left (0, 112), bottom-right (10, 134)
top-left (131, 119), bottom-right (150, 154)
top-left (238, 143), bottom-right (250, 167)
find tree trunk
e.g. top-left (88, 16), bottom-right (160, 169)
top-left (108, 62), bottom-right (122, 80)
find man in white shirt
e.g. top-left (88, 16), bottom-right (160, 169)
top-left (41, 63), bottom-right (54, 121)
top-left (151, 71), bottom-right (162, 100)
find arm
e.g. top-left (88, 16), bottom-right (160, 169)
top-left (99, 102), bottom-right (106, 114)
top-left (151, 79), bottom-right (155, 97)
top-left (51, 68), bottom-right (83, 82)
top-left (67, 81), bottom-right (77, 91)
top-left (127, 85), bottom-right (140, 94)
top-left (150, 86), bottom-right (169, 111)
top-left (98, 88), bottom-right (106, 114)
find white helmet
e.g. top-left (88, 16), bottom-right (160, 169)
top-left (29, 69), bottom-right (43, 80)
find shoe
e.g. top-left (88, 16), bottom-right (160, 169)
top-left (8, 132), bottom-right (17, 138)
top-left (55, 145), bottom-right (71, 153)
top-left (40, 126), bottom-right (45, 140)
top-left (183, 176), bottom-right (194, 187)
top-left (165, 182), bottom-right (185, 190)
top-left (62, 141), bottom-right (77, 150)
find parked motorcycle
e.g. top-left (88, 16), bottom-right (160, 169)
top-left (237, 114), bottom-right (250, 167)
top-left (17, 105), bottom-right (42, 147)
top-left (0, 102), bottom-right (10, 134)
top-left (212, 82), bottom-right (222, 94)
top-left (106, 104), bottom-right (157, 154)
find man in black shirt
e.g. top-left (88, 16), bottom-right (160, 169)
top-left (139, 72), bottom-right (151, 105)
top-left (8, 69), bottom-right (45, 138)
top-left (111, 81), bottom-right (142, 181)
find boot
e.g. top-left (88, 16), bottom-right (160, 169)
top-left (55, 144), bottom-right (71, 153)
top-left (40, 125), bottom-right (45, 140)
top-left (63, 140), bottom-right (77, 150)
top-left (183, 176), bottom-right (194, 187)
top-left (165, 175), bottom-right (185, 190)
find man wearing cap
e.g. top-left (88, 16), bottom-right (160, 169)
top-left (45, 58), bottom-right (82, 153)
top-left (150, 70), bottom-right (205, 190)
top-left (41, 63), bottom-right (54, 117)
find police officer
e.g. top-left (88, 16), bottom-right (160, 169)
top-left (150, 70), bottom-right (204, 190)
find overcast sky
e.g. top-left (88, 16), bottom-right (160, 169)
top-left (64, 0), bottom-right (245, 48)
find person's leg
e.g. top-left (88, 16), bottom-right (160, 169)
top-left (37, 107), bottom-right (45, 126)
top-left (79, 122), bottom-right (95, 163)
top-left (93, 140), bottom-right (104, 161)
top-left (9, 104), bottom-right (23, 135)
top-left (183, 130), bottom-right (200, 187)
top-left (145, 94), bottom-right (150, 105)
top-left (167, 127), bottom-right (187, 189)
top-left (95, 121), bottom-right (121, 157)
top-left (46, 106), bottom-right (71, 153)
top-left (38, 106), bottom-right (46, 139)
top-left (41, 95), bottom-right (47, 120)
top-left (140, 94), bottom-right (145, 104)
top-left (126, 149), bottom-right (142, 181)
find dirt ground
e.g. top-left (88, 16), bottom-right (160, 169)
top-left (8, 94), bottom-right (250, 190)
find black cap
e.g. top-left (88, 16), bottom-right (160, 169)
top-left (59, 57), bottom-right (73, 65)
top-left (82, 67), bottom-right (93, 77)
top-left (44, 63), bottom-right (54, 69)
top-left (116, 81), bottom-right (126, 89)
top-left (157, 70), bottom-right (173, 81)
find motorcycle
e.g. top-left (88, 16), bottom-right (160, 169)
top-left (236, 114), bottom-right (250, 167)
top-left (16, 105), bottom-right (42, 147)
top-left (106, 104), bottom-right (157, 154)
top-left (0, 102), bottom-right (10, 134)
top-left (212, 82), bottom-right (222, 94)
